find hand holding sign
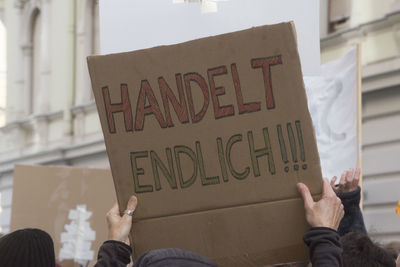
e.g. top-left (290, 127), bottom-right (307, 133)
top-left (107, 195), bottom-right (138, 245)
top-left (297, 179), bottom-right (344, 230)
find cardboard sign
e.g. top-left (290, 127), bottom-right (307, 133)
top-left (11, 165), bottom-right (115, 267)
top-left (88, 23), bottom-right (322, 265)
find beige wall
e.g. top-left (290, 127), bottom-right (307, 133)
top-left (350, 0), bottom-right (399, 26)
top-left (362, 86), bottom-right (400, 243)
top-left (0, 20), bottom-right (5, 128)
top-left (322, 0), bottom-right (400, 243)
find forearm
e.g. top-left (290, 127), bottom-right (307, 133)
top-left (303, 227), bottom-right (343, 267)
top-left (337, 186), bottom-right (366, 236)
top-left (94, 240), bottom-right (132, 267)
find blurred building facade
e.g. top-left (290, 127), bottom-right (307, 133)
top-left (0, 0), bottom-right (398, 242)
top-left (321, 0), bottom-right (400, 243)
top-left (0, 0), bottom-right (105, 233)
top-left (0, 0), bottom-right (6, 128)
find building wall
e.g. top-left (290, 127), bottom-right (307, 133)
top-left (362, 86), bottom-right (400, 243)
top-left (0, 0), bottom-right (6, 233)
top-left (321, 0), bottom-right (400, 243)
top-left (0, 19), bottom-right (6, 128)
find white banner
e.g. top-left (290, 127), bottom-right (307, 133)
top-left (304, 49), bottom-right (358, 179)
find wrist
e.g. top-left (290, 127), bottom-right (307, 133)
top-left (310, 226), bottom-right (338, 231)
top-left (310, 225), bottom-right (338, 231)
top-left (109, 238), bottom-right (130, 245)
top-left (310, 221), bottom-right (338, 230)
top-left (108, 233), bottom-right (128, 244)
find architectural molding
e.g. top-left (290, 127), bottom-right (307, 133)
top-left (0, 110), bottom-right (64, 157)
top-left (14, 0), bottom-right (29, 9)
top-left (0, 138), bottom-right (106, 174)
top-left (71, 101), bottom-right (100, 142)
top-left (14, 0), bottom-right (48, 10)
top-left (363, 108), bottom-right (400, 122)
top-left (321, 10), bottom-right (400, 49)
top-left (362, 138), bottom-right (400, 150)
top-left (0, 110), bottom-right (63, 131)
top-left (362, 56), bottom-right (400, 93)
top-left (71, 101), bottom-right (97, 116)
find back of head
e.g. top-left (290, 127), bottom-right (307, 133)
top-left (385, 242), bottom-right (400, 267)
top-left (341, 232), bottom-right (396, 267)
top-left (133, 248), bottom-right (217, 267)
top-left (0, 228), bottom-right (55, 267)
top-left (385, 241), bottom-right (400, 257)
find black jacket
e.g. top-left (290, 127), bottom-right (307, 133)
top-left (304, 227), bottom-right (343, 267)
top-left (94, 240), bottom-right (132, 267)
top-left (336, 186), bottom-right (366, 236)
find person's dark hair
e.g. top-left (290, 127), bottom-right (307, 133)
top-left (341, 232), bottom-right (396, 267)
top-left (0, 228), bottom-right (55, 267)
top-left (133, 248), bottom-right (217, 267)
top-left (385, 241), bottom-right (400, 261)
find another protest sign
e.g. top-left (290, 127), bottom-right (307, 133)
top-left (11, 165), bottom-right (115, 267)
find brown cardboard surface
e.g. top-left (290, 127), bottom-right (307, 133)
top-left (11, 165), bottom-right (116, 267)
top-left (88, 22), bottom-right (322, 265)
top-left (134, 198), bottom-right (309, 266)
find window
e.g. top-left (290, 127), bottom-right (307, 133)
top-left (329, 0), bottom-right (352, 33)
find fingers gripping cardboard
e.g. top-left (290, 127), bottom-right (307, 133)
top-left (88, 22), bottom-right (322, 265)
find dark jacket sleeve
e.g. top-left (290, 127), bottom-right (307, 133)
top-left (94, 240), bottom-right (132, 267)
top-left (337, 186), bottom-right (367, 236)
top-left (303, 227), bottom-right (343, 267)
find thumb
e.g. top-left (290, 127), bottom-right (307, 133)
top-left (330, 176), bottom-right (337, 187)
top-left (126, 195), bottom-right (138, 211)
top-left (121, 195), bottom-right (138, 223)
top-left (322, 178), bottom-right (335, 197)
top-left (297, 183), bottom-right (314, 210)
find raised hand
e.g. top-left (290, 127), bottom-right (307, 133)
top-left (330, 168), bottom-right (361, 194)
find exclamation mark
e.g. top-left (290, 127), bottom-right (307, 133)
top-left (287, 123), bottom-right (299, 171)
top-left (277, 125), bottom-right (289, 172)
top-left (295, 120), bottom-right (307, 170)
